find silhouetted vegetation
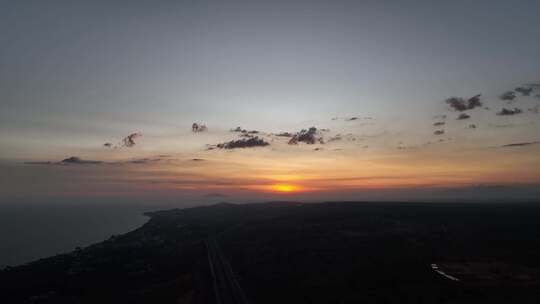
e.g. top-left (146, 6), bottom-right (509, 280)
top-left (2, 202), bottom-right (540, 303)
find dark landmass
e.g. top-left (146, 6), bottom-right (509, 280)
top-left (2, 201), bottom-right (540, 303)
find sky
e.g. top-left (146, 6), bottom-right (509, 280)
top-left (1, 0), bottom-right (540, 203)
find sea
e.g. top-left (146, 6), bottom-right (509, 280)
top-left (0, 199), bottom-right (210, 267)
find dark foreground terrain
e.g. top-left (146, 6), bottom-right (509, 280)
top-left (2, 201), bottom-right (540, 303)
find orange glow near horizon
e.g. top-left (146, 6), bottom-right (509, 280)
top-left (269, 184), bottom-right (303, 193)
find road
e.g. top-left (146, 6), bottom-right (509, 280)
top-left (431, 263), bottom-right (460, 282)
top-left (206, 237), bottom-right (249, 304)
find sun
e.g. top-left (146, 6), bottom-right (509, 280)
top-left (269, 184), bottom-right (302, 193)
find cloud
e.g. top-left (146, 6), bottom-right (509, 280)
top-left (467, 124), bottom-right (477, 129)
top-left (444, 97), bottom-right (464, 111)
top-left (332, 116), bottom-right (373, 121)
top-left (535, 94), bottom-right (540, 99)
top-left (433, 122), bottom-right (445, 126)
top-left (288, 127), bottom-right (324, 145)
top-left (445, 94), bottom-right (482, 111)
top-left (25, 157), bottom-right (103, 165)
top-left (497, 108), bottom-right (523, 116)
top-left (25, 156), bottom-right (103, 165)
top-left (457, 113), bottom-right (471, 120)
top-left (103, 133), bottom-right (142, 149)
top-left (215, 136), bottom-right (270, 149)
top-left (433, 130), bottom-right (445, 135)
top-left (274, 132), bottom-right (293, 137)
top-left (105, 155), bottom-right (177, 165)
top-left (499, 91), bottom-right (517, 101)
top-left (191, 158), bottom-right (206, 162)
top-left (122, 156), bottom-right (175, 164)
top-left (25, 155), bottom-right (180, 166)
top-left (125, 158), bottom-right (153, 164)
top-left (433, 114), bottom-right (447, 120)
top-left (121, 132), bottom-right (142, 147)
top-left (61, 156), bottom-right (102, 165)
top-left (501, 141), bottom-right (540, 148)
top-left (467, 94), bottom-right (482, 109)
top-left (192, 123), bottom-right (207, 132)
top-left (230, 126), bottom-right (260, 135)
top-left (515, 87), bottom-right (533, 96)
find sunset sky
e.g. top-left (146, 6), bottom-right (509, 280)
top-left (1, 0), bottom-right (540, 203)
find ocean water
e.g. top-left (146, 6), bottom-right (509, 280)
top-left (0, 200), bottom-right (206, 267)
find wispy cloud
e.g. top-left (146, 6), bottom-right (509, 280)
top-left (515, 87), bottom-right (533, 96)
top-left (499, 91), bottom-right (517, 101)
top-left (501, 141), bottom-right (540, 147)
top-left (288, 127), bottom-right (324, 145)
top-left (61, 156), bottom-right (102, 164)
top-left (332, 116), bottom-right (373, 121)
top-left (445, 94), bottom-right (482, 111)
top-left (457, 113), bottom-right (471, 120)
top-left (121, 132), bottom-right (142, 147)
top-left (433, 130), bottom-right (445, 135)
top-left (230, 127), bottom-right (264, 139)
top-left (497, 108), bottom-right (523, 116)
top-left (24, 155), bottom-right (177, 166)
top-left (25, 156), bottom-right (102, 165)
top-left (192, 123), bottom-right (208, 132)
top-left (274, 132), bottom-right (293, 138)
top-left (122, 156), bottom-right (175, 164)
